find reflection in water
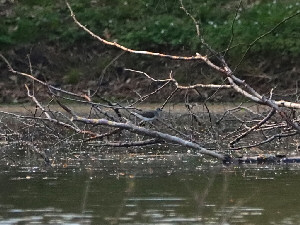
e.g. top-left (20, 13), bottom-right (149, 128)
top-left (0, 154), bottom-right (300, 224)
top-left (0, 207), bottom-right (92, 224)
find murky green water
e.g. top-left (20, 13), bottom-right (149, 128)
top-left (0, 155), bottom-right (300, 225)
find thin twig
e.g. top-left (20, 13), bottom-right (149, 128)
top-left (234, 11), bottom-right (300, 72)
top-left (230, 108), bottom-right (276, 147)
top-left (223, 0), bottom-right (243, 58)
top-left (65, 1), bottom-right (226, 74)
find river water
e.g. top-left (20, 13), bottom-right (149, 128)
top-left (0, 153), bottom-right (300, 225)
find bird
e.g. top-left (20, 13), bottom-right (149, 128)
top-left (131, 108), bottom-right (162, 122)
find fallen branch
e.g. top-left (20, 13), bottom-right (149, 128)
top-left (72, 115), bottom-right (225, 160)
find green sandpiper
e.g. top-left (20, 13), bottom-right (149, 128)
top-left (131, 108), bottom-right (162, 122)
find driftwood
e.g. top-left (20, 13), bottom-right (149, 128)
top-left (0, 1), bottom-right (299, 164)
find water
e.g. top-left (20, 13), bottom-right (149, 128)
top-left (0, 154), bottom-right (300, 225)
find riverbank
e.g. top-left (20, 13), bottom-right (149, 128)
top-left (0, 102), bottom-right (270, 115)
top-left (0, 1), bottom-right (299, 104)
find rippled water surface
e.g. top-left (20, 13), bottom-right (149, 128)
top-left (1, 154), bottom-right (300, 225)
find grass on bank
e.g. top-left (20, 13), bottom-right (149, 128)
top-left (1, 0), bottom-right (299, 61)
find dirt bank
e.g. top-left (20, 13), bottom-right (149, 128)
top-left (0, 43), bottom-right (299, 104)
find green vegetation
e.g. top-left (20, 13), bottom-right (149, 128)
top-left (63, 68), bottom-right (82, 84)
top-left (1, 0), bottom-right (299, 60)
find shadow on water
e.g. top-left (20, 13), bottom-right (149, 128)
top-left (0, 153), bottom-right (300, 225)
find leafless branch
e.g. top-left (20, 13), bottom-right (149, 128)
top-left (72, 115), bottom-right (225, 160)
top-left (234, 10), bottom-right (300, 71)
top-left (97, 138), bottom-right (163, 147)
top-left (230, 108), bottom-right (276, 147)
top-left (224, 0), bottom-right (243, 58)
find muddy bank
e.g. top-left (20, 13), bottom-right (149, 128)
top-left (0, 43), bottom-right (299, 104)
top-left (0, 102), bottom-right (270, 115)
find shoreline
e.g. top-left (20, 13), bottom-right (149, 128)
top-left (0, 102), bottom-right (270, 115)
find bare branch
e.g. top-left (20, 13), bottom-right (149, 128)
top-left (97, 138), bottom-right (163, 147)
top-left (126, 68), bottom-right (232, 89)
top-left (234, 11), bottom-right (300, 72)
top-left (224, 0), bottom-right (243, 58)
top-left (65, 1), bottom-right (226, 74)
top-left (179, 0), bottom-right (200, 37)
top-left (230, 131), bottom-right (297, 150)
top-left (230, 108), bottom-right (276, 147)
top-left (72, 115), bottom-right (225, 160)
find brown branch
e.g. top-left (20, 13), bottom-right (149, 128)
top-left (91, 51), bottom-right (125, 97)
top-left (0, 54), bottom-right (89, 101)
top-left (98, 138), bottom-right (163, 147)
top-left (0, 110), bottom-right (88, 136)
top-left (179, 0), bottom-right (200, 37)
top-left (223, 63), bottom-right (300, 132)
top-left (230, 108), bottom-right (276, 147)
top-left (185, 103), bottom-right (202, 128)
top-left (162, 87), bottom-right (178, 109)
top-left (179, 0), bottom-right (222, 60)
top-left (230, 131), bottom-right (298, 150)
top-left (125, 68), bottom-right (172, 82)
top-left (234, 10), bottom-right (300, 72)
top-left (216, 104), bottom-right (264, 124)
top-left (126, 68), bottom-right (231, 89)
top-left (176, 83), bottom-right (231, 90)
top-left (84, 128), bottom-right (122, 142)
top-left (224, 0), bottom-right (243, 58)
top-left (0, 54), bottom-right (141, 115)
top-left (25, 84), bottom-right (52, 120)
top-left (65, 1), bottom-right (225, 74)
top-left (132, 80), bottom-right (171, 105)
